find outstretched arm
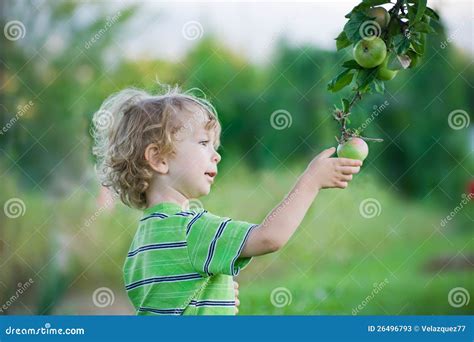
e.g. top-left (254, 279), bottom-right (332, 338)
top-left (240, 147), bottom-right (362, 257)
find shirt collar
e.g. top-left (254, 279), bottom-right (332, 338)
top-left (143, 202), bottom-right (184, 215)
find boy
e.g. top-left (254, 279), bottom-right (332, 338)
top-left (92, 86), bottom-right (361, 315)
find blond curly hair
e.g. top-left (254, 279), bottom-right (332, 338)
top-left (91, 85), bottom-right (221, 209)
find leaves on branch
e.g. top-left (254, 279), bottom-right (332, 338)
top-left (329, 0), bottom-right (442, 142)
top-left (328, 69), bottom-right (355, 92)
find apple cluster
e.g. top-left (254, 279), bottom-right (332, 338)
top-left (353, 7), bottom-right (397, 80)
top-left (328, 0), bottom-right (440, 162)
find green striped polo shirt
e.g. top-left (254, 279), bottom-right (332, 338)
top-left (123, 202), bottom-right (258, 315)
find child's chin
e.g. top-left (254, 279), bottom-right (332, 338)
top-left (201, 184), bottom-right (212, 196)
top-left (201, 187), bottom-right (211, 196)
top-left (191, 186), bottom-right (210, 198)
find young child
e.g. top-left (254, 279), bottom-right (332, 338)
top-left (92, 86), bottom-right (362, 315)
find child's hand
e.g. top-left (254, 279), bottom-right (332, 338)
top-left (305, 147), bottom-right (362, 189)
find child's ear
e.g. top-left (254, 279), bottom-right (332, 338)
top-left (144, 143), bottom-right (168, 174)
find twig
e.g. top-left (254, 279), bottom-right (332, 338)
top-left (359, 135), bottom-right (384, 142)
top-left (346, 90), bottom-right (362, 114)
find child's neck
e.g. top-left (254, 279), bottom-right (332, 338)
top-left (145, 185), bottom-right (189, 210)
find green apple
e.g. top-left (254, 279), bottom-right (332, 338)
top-left (353, 37), bottom-right (387, 69)
top-left (337, 137), bottom-right (369, 161)
top-left (367, 7), bottom-right (391, 29)
top-left (376, 56), bottom-right (398, 80)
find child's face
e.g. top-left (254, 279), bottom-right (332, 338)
top-left (167, 120), bottom-right (221, 199)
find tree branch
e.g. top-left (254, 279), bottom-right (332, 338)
top-left (334, 1), bottom-right (406, 145)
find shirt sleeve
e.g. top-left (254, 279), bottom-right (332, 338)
top-left (186, 210), bottom-right (258, 277)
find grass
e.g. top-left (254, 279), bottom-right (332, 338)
top-left (1, 163), bottom-right (472, 315)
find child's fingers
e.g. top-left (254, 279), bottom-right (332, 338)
top-left (339, 166), bottom-right (361, 175)
top-left (234, 288), bottom-right (239, 297)
top-left (235, 298), bottom-right (240, 307)
top-left (316, 147), bottom-right (336, 159)
top-left (337, 158), bottom-right (363, 167)
top-left (336, 181), bottom-right (348, 189)
top-left (339, 174), bottom-right (353, 182)
top-left (233, 281), bottom-right (239, 289)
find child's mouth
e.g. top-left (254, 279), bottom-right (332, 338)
top-left (205, 171), bottom-right (217, 182)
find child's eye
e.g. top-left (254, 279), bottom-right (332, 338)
top-left (199, 140), bottom-right (209, 146)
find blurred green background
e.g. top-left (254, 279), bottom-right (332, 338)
top-left (0, 1), bottom-right (472, 315)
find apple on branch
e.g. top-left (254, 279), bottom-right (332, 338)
top-left (353, 37), bottom-right (387, 69)
top-left (367, 7), bottom-right (390, 29)
top-left (337, 137), bottom-right (369, 162)
top-left (377, 56), bottom-right (398, 81)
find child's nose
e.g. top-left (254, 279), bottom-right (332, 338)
top-left (213, 152), bottom-right (221, 164)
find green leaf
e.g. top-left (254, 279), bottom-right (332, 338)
top-left (425, 7), bottom-right (440, 21)
top-left (342, 59), bottom-right (363, 69)
top-left (412, 21), bottom-right (435, 34)
top-left (406, 49), bottom-right (421, 68)
top-left (407, 48), bottom-right (420, 57)
top-left (342, 98), bottom-right (350, 113)
top-left (359, 83), bottom-right (371, 94)
top-left (386, 51), bottom-right (412, 70)
top-left (345, 0), bottom-right (391, 18)
top-left (414, 0), bottom-right (427, 23)
top-left (327, 69), bottom-right (355, 92)
top-left (373, 78), bottom-right (385, 94)
top-left (393, 34), bottom-right (411, 55)
top-left (356, 68), bottom-right (377, 89)
top-left (335, 31), bottom-right (351, 51)
top-left (387, 53), bottom-right (411, 70)
top-left (345, 3), bottom-right (370, 18)
top-left (387, 17), bottom-right (403, 40)
top-left (387, 52), bottom-right (402, 70)
top-left (343, 11), bottom-right (371, 43)
top-left (410, 32), bottom-right (426, 55)
top-left (362, 0), bottom-right (391, 5)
